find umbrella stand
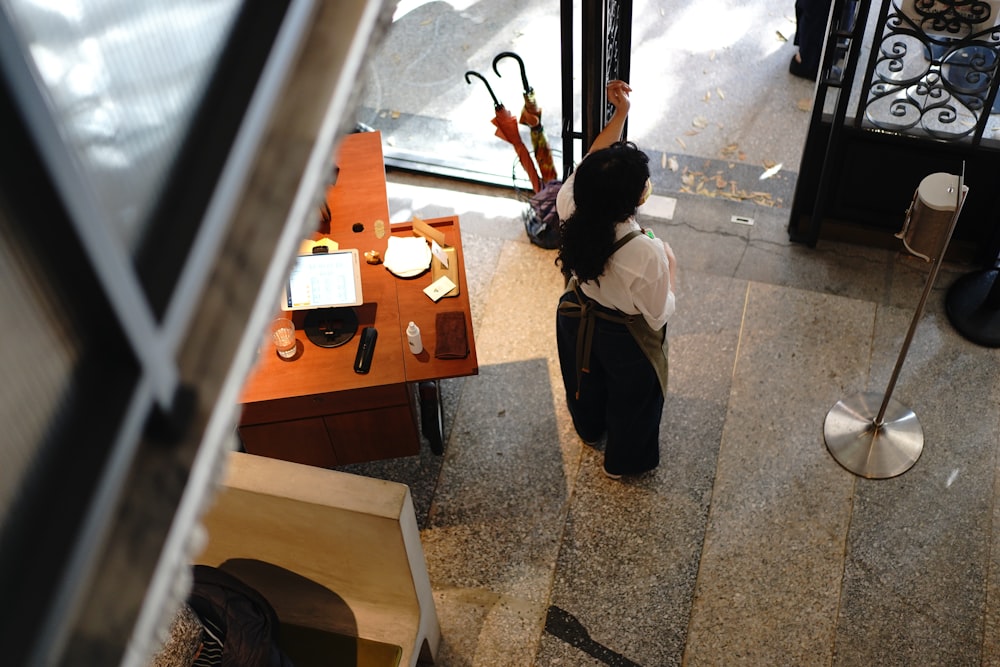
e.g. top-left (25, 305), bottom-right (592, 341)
top-left (465, 70), bottom-right (541, 193)
top-left (492, 51), bottom-right (559, 185)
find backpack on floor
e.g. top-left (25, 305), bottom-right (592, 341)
top-left (523, 180), bottom-right (562, 249)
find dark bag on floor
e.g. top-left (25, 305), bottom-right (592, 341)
top-left (188, 565), bottom-right (295, 667)
top-left (523, 180), bottom-right (562, 249)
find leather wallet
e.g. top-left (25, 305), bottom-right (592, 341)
top-left (435, 311), bottom-right (469, 359)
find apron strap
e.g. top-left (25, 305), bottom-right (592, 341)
top-left (611, 229), bottom-right (643, 253)
top-left (559, 229), bottom-right (644, 399)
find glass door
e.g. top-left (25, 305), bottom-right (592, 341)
top-left (357, 0), bottom-right (565, 192)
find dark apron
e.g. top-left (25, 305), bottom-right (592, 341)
top-left (558, 230), bottom-right (669, 398)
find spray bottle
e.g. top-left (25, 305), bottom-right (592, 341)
top-left (406, 321), bottom-right (423, 354)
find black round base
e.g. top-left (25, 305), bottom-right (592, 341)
top-left (303, 307), bottom-right (358, 348)
top-left (945, 269), bottom-right (1000, 348)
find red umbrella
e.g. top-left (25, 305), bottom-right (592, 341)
top-left (492, 51), bottom-right (558, 185)
top-left (465, 70), bottom-right (541, 193)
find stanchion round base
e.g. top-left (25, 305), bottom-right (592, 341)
top-left (824, 391), bottom-right (923, 479)
top-left (945, 268), bottom-right (1000, 348)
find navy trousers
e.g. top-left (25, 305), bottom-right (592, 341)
top-left (794, 0), bottom-right (834, 75)
top-left (556, 291), bottom-right (663, 475)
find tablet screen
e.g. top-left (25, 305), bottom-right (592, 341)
top-left (281, 249), bottom-right (363, 311)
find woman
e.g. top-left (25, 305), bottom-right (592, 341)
top-left (555, 80), bottom-right (677, 479)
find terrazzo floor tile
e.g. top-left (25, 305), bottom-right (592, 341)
top-left (663, 271), bottom-right (753, 504)
top-left (644, 196), bottom-right (754, 279)
top-left (736, 236), bottom-right (895, 304)
top-left (832, 304), bottom-right (1000, 665)
top-left (644, 194), bottom-right (898, 307)
top-left (683, 283), bottom-right (874, 665)
top-left (470, 241), bottom-right (565, 366)
top-left (985, 385), bottom-right (1000, 667)
top-left (432, 586), bottom-right (545, 667)
top-left (537, 454), bottom-right (703, 667)
top-left (885, 253), bottom-right (973, 312)
top-left (419, 358), bottom-right (567, 663)
top-left (418, 238), bottom-right (575, 664)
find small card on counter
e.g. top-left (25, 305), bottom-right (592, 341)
top-left (424, 275), bottom-right (457, 302)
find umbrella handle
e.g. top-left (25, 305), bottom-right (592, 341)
top-left (464, 70), bottom-right (502, 109)
top-left (492, 51), bottom-right (532, 95)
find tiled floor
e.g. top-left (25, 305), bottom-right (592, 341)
top-left (338, 169), bottom-right (1000, 666)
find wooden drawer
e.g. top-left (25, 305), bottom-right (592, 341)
top-left (240, 383), bottom-right (412, 425)
top-left (325, 404), bottom-right (419, 465)
top-left (239, 418), bottom-right (338, 468)
top-left (238, 385), bottom-right (421, 466)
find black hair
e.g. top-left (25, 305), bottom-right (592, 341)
top-left (555, 141), bottom-right (650, 283)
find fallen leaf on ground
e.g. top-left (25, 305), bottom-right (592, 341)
top-left (717, 88), bottom-right (725, 100)
top-left (676, 137), bottom-right (687, 149)
top-left (759, 163), bottom-right (783, 180)
top-left (678, 167), bottom-right (781, 207)
top-left (693, 116), bottom-right (709, 129)
top-left (668, 156), bottom-right (679, 171)
top-left (720, 144), bottom-right (740, 160)
top-left (797, 98), bottom-right (812, 112)
top-left (776, 30), bottom-right (788, 42)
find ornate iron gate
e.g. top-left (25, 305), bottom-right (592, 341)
top-left (789, 0), bottom-right (1000, 259)
top-left (860, 0), bottom-right (1000, 144)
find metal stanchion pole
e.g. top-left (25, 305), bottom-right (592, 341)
top-left (824, 168), bottom-right (967, 479)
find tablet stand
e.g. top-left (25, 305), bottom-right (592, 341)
top-left (303, 307), bottom-right (358, 348)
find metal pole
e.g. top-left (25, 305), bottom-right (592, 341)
top-left (875, 192), bottom-right (962, 425)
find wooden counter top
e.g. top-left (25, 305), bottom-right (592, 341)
top-left (239, 131), bottom-right (477, 407)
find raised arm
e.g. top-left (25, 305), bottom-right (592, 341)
top-left (586, 80), bottom-right (632, 155)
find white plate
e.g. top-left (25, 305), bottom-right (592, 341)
top-left (387, 265), bottom-right (428, 278)
top-left (383, 236), bottom-right (432, 277)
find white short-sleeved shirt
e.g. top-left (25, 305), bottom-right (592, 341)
top-left (557, 169), bottom-right (675, 330)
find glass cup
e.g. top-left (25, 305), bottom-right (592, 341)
top-left (270, 317), bottom-right (297, 359)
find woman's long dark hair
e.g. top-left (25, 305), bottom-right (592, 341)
top-left (555, 141), bottom-right (650, 283)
